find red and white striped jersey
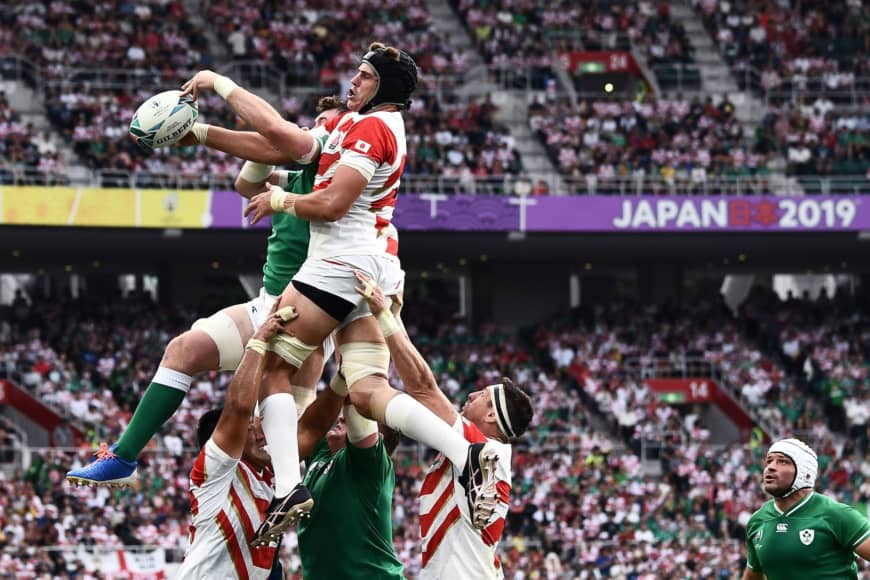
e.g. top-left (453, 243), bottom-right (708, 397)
top-left (307, 110), bottom-right (406, 259)
top-left (419, 418), bottom-right (512, 580)
top-left (176, 439), bottom-right (277, 580)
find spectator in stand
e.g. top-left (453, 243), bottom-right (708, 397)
top-left (529, 95), bottom-right (769, 194)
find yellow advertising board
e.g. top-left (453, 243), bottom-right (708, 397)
top-left (0, 186), bottom-right (211, 228)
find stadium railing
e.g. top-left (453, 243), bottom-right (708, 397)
top-left (2, 167), bottom-right (867, 196)
top-left (732, 67), bottom-right (870, 108)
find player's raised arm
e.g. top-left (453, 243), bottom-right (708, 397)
top-left (296, 378), bottom-right (346, 460)
top-left (177, 124), bottom-right (289, 166)
top-left (353, 271), bottom-right (457, 425)
top-left (211, 302), bottom-right (291, 458)
top-left (181, 70), bottom-right (317, 163)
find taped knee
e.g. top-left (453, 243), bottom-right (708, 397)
top-left (191, 312), bottom-right (243, 371)
top-left (292, 385), bottom-right (316, 419)
top-left (344, 404), bottom-right (378, 443)
top-left (268, 333), bottom-right (318, 367)
top-left (339, 342), bottom-right (389, 390)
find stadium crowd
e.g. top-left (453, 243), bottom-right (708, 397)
top-left (206, 0), bottom-right (467, 89)
top-left (404, 93), bottom-right (523, 192)
top-left (756, 104), bottom-right (869, 177)
top-left (0, 92), bottom-right (66, 185)
top-left (528, 95), bottom-right (772, 193)
top-left (449, 0), bottom-right (693, 66)
top-left (1, 285), bottom-right (868, 577)
top-left (4, 0), bottom-right (867, 193)
top-left (695, 0), bottom-right (870, 100)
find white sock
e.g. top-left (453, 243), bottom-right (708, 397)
top-left (153, 366), bottom-right (193, 393)
top-left (260, 393), bottom-right (300, 497)
top-left (384, 394), bottom-right (470, 468)
top-left (292, 386), bottom-right (317, 419)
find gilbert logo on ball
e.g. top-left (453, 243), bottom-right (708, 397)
top-left (129, 90), bottom-right (199, 152)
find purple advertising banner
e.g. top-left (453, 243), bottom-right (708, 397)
top-left (210, 190), bottom-right (271, 229)
top-left (210, 192), bottom-right (870, 233)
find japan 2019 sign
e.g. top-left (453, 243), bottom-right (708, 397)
top-left (2, 188), bottom-right (867, 233)
top-left (609, 197), bottom-right (859, 230)
top-left (389, 194), bottom-right (870, 233)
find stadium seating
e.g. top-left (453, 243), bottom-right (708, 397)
top-left (529, 96), bottom-right (771, 194)
top-left (205, 0), bottom-right (465, 90)
top-left (2, 289), bottom-right (868, 576)
top-left (0, 91), bottom-right (65, 185)
top-left (697, 0), bottom-right (870, 104)
top-left (756, 105), bottom-right (869, 178)
top-left (2, 0), bottom-right (870, 575)
top-left (448, 0), bottom-right (698, 91)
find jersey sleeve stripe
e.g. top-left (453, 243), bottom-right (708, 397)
top-left (420, 458), bottom-right (450, 496)
top-left (216, 509), bottom-right (250, 580)
top-left (370, 188), bottom-right (398, 210)
top-left (421, 505), bottom-right (461, 568)
top-left (420, 483), bottom-right (455, 536)
top-left (495, 481), bottom-right (511, 504)
top-left (236, 465), bottom-right (271, 514)
top-left (191, 448), bottom-right (207, 487)
top-left (385, 236), bottom-right (399, 256)
top-left (462, 420), bottom-right (488, 444)
top-left (229, 486), bottom-right (255, 539)
top-left (482, 517), bottom-right (506, 546)
top-left (852, 528), bottom-right (870, 547)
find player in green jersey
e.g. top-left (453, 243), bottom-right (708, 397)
top-left (66, 97), bottom-right (346, 487)
top-left (296, 385), bottom-right (404, 580)
top-left (743, 438), bottom-right (870, 580)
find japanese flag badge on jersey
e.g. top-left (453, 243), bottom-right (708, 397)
top-left (799, 529), bottom-right (815, 545)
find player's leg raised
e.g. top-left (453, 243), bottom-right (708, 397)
top-left (66, 303), bottom-right (253, 487)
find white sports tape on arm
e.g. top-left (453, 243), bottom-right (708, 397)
top-left (214, 75), bottom-right (239, 100)
top-left (377, 310), bottom-right (400, 338)
top-left (191, 312), bottom-right (244, 371)
top-left (190, 123), bottom-right (210, 145)
top-left (339, 342), bottom-right (390, 390)
top-left (344, 404), bottom-right (378, 443)
top-left (269, 186), bottom-right (297, 216)
top-left (296, 136), bottom-right (321, 164)
top-left (268, 333), bottom-right (317, 367)
top-left (240, 161), bottom-right (275, 184)
top-left (245, 338), bottom-right (268, 356)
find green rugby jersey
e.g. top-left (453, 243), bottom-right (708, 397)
top-left (261, 134), bottom-right (328, 296)
top-left (297, 437), bottom-right (403, 580)
top-left (746, 492), bottom-right (870, 580)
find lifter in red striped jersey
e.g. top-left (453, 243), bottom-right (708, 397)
top-left (354, 272), bottom-right (534, 579)
top-left (176, 303), bottom-right (345, 580)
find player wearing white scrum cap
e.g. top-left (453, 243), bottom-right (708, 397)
top-left (742, 438), bottom-right (870, 580)
top-left (764, 438), bottom-right (818, 497)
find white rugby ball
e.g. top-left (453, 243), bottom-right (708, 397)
top-left (129, 90), bottom-right (199, 151)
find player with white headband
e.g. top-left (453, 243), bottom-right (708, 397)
top-left (743, 437), bottom-right (870, 580)
top-left (354, 271), bottom-right (533, 579)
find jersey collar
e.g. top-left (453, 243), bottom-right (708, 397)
top-left (773, 491), bottom-right (814, 516)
